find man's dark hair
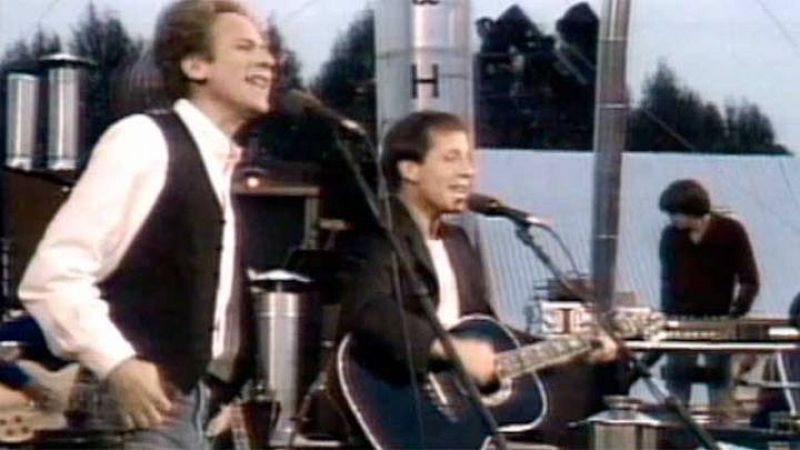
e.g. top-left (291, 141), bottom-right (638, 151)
top-left (380, 110), bottom-right (468, 192)
top-left (153, 0), bottom-right (254, 101)
top-left (658, 179), bottom-right (711, 217)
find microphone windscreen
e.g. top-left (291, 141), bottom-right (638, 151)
top-left (466, 193), bottom-right (501, 215)
top-left (278, 89), bottom-right (316, 116)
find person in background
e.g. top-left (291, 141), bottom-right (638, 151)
top-left (658, 179), bottom-right (760, 417)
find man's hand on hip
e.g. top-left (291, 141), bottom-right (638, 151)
top-left (107, 358), bottom-right (173, 430)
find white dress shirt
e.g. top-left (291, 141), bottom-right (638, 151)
top-left (426, 238), bottom-right (461, 328)
top-left (19, 99), bottom-right (242, 379)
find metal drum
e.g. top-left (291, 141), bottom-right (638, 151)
top-left (249, 269), bottom-right (321, 445)
top-left (584, 396), bottom-right (660, 450)
top-left (5, 73), bottom-right (39, 169)
top-left (39, 53), bottom-right (94, 171)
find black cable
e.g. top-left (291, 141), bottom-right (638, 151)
top-left (358, 130), bottom-right (431, 446)
top-left (752, 0), bottom-right (800, 60)
top-left (636, 106), bottom-right (698, 152)
top-left (542, 226), bottom-right (580, 275)
top-left (34, 0), bottom-right (63, 28)
top-left (551, 34), bottom-right (705, 153)
top-left (278, 0), bottom-right (326, 26)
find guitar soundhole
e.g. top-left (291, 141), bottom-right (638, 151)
top-left (478, 378), bottom-right (500, 395)
top-left (481, 376), bottom-right (512, 407)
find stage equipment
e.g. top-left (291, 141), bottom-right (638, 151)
top-left (5, 73), bottom-right (39, 170)
top-left (233, 162), bottom-right (320, 271)
top-left (39, 53), bottom-right (95, 171)
top-left (249, 269), bottom-right (322, 446)
top-left (1, 168), bottom-right (73, 308)
top-left (580, 396), bottom-right (659, 450)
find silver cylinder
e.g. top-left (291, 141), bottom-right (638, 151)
top-left (375, 0), bottom-right (473, 140)
top-left (5, 73), bottom-right (40, 169)
top-left (257, 289), bottom-right (301, 440)
top-left (250, 271), bottom-right (319, 444)
top-left (586, 396), bottom-right (659, 450)
top-left (40, 53), bottom-right (94, 171)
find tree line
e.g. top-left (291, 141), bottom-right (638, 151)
top-left (310, 3), bottom-right (788, 155)
top-left (0, 3), bottom-right (304, 166)
top-left (0, 2), bottom-right (790, 159)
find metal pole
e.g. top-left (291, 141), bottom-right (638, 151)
top-left (590, 0), bottom-right (631, 311)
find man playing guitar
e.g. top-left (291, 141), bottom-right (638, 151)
top-left (334, 111), bottom-right (618, 449)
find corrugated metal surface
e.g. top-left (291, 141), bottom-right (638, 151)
top-left (472, 150), bottom-right (800, 330)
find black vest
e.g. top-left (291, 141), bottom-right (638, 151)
top-left (99, 111), bottom-right (223, 392)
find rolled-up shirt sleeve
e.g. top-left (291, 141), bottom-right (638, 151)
top-left (18, 114), bottom-right (167, 379)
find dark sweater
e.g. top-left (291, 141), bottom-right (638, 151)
top-left (659, 214), bottom-right (759, 316)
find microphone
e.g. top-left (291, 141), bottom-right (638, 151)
top-left (278, 89), bottom-right (366, 136)
top-left (467, 193), bottom-right (552, 228)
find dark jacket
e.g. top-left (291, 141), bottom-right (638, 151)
top-left (336, 198), bottom-right (493, 378)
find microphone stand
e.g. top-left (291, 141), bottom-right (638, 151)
top-left (737, 379), bottom-right (800, 390)
top-left (332, 131), bottom-right (508, 450)
top-left (513, 222), bottom-right (721, 450)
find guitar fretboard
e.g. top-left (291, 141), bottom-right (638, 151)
top-left (493, 312), bottom-right (661, 380)
top-left (495, 336), bottom-right (594, 380)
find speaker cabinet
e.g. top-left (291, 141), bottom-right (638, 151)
top-left (2, 168), bottom-right (74, 307)
top-left (233, 168), bottom-right (320, 272)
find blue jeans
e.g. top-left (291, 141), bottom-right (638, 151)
top-left (121, 382), bottom-right (211, 450)
top-left (665, 352), bottom-right (733, 412)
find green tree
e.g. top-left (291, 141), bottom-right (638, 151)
top-left (312, 8), bottom-right (375, 140)
top-left (1, 28), bottom-right (62, 69)
top-left (308, 8), bottom-right (377, 228)
top-left (245, 20), bottom-right (313, 161)
top-left (70, 2), bottom-right (143, 148)
top-left (267, 18), bottom-right (304, 92)
top-left (629, 62), bottom-right (787, 154)
top-left (724, 100), bottom-right (786, 154)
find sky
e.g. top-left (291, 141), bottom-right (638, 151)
top-left (2, 0), bottom-right (800, 152)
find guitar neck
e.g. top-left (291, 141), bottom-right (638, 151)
top-left (495, 336), bottom-right (595, 380)
top-left (493, 312), bottom-right (660, 380)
